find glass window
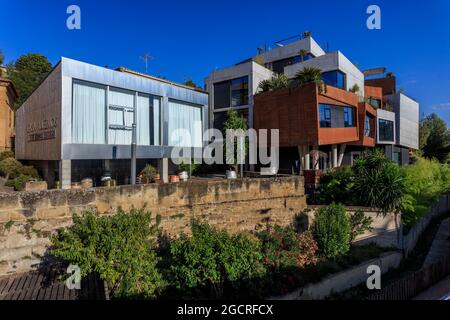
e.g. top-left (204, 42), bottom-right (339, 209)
top-left (319, 104), bottom-right (331, 128)
top-left (378, 119), bottom-right (394, 142)
top-left (344, 107), bottom-right (355, 127)
top-left (72, 80), bottom-right (106, 144)
top-left (368, 97), bottom-right (381, 109)
top-left (168, 100), bottom-right (203, 147)
top-left (108, 88), bottom-right (135, 145)
top-left (213, 76), bottom-right (249, 109)
top-left (231, 77), bottom-right (249, 107)
top-left (321, 70), bottom-right (346, 89)
top-left (136, 94), bottom-right (161, 146)
top-left (320, 104), bottom-right (356, 128)
top-left (213, 81), bottom-right (230, 109)
top-left (364, 115), bottom-right (371, 137)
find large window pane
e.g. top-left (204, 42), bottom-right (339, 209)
top-left (321, 70), bottom-right (346, 89)
top-left (153, 97), bottom-right (160, 145)
top-left (231, 77), bottom-right (249, 107)
top-left (72, 81), bottom-right (106, 144)
top-left (136, 94), bottom-right (161, 146)
top-left (108, 88), bottom-right (134, 145)
top-left (168, 100), bottom-right (202, 147)
top-left (319, 104), bottom-right (355, 128)
top-left (213, 76), bottom-right (249, 109)
top-left (213, 81), bottom-right (230, 109)
top-left (137, 94), bottom-right (150, 145)
top-left (319, 104), bottom-right (331, 128)
top-left (344, 106), bottom-right (355, 127)
top-left (379, 119), bottom-right (394, 141)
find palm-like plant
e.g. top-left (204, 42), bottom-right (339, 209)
top-left (299, 49), bottom-right (308, 62)
top-left (258, 79), bottom-right (272, 93)
top-left (271, 73), bottom-right (289, 90)
top-left (257, 74), bottom-right (289, 93)
top-left (294, 67), bottom-right (326, 93)
top-left (352, 149), bottom-right (406, 243)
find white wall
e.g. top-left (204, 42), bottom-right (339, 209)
top-left (284, 51), bottom-right (365, 98)
top-left (386, 93), bottom-right (419, 150)
top-left (205, 61), bottom-right (273, 129)
top-left (256, 36), bottom-right (326, 63)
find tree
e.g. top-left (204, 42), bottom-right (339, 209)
top-left (352, 150), bottom-right (406, 242)
top-left (0, 49), bottom-right (4, 65)
top-left (7, 53), bottom-right (52, 108)
top-left (420, 113), bottom-right (450, 163)
top-left (184, 79), bottom-right (200, 89)
top-left (294, 67), bottom-right (325, 92)
top-left (223, 110), bottom-right (248, 174)
top-left (352, 149), bottom-right (406, 216)
top-left (298, 49), bottom-right (308, 62)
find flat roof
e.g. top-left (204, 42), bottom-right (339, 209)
top-left (115, 66), bottom-right (208, 94)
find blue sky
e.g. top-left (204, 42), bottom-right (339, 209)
top-left (1, 0), bottom-right (449, 123)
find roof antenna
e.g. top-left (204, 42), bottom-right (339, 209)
top-left (139, 53), bottom-right (153, 73)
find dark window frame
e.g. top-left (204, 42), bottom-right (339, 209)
top-left (213, 76), bottom-right (249, 109)
top-left (378, 119), bottom-right (394, 142)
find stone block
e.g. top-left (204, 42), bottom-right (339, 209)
top-left (25, 181), bottom-right (48, 191)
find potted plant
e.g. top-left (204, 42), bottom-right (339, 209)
top-left (223, 110), bottom-right (248, 179)
top-left (140, 164), bottom-right (158, 183)
top-left (178, 161), bottom-right (189, 182)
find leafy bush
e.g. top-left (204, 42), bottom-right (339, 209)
top-left (349, 210), bottom-right (373, 242)
top-left (0, 150), bottom-right (14, 161)
top-left (314, 204), bottom-right (352, 259)
top-left (5, 174), bottom-right (32, 191)
top-left (401, 157), bottom-right (450, 230)
top-left (50, 209), bottom-right (165, 299)
top-left (257, 225), bottom-right (318, 270)
top-left (353, 149), bottom-right (406, 215)
top-left (0, 158), bottom-right (23, 179)
top-left (140, 164), bottom-right (158, 181)
top-left (317, 166), bottom-right (356, 205)
top-left (169, 221), bottom-right (265, 298)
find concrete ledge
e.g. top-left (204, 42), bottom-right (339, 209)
top-left (269, 251), bottom-right (402, 300)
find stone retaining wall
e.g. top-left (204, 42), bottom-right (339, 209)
top-left (0, 177), bottom-right (306, 276)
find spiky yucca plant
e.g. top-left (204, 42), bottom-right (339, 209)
top-left (294, 67), bottom-right (326, 93)
top-left (257, 74), bottom-right (289, 93)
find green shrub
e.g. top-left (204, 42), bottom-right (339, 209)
top-left (50, 209), bottom-right (165, 299)
top-left (169, 221), bottom-right (265, 298)
top-left (20, 165), bottom-right (39, 178)
top-left (401, 157), bottom-right (450, 230)
top-left (349, 210), bottom-right (373, 242)
top-left (353, 150), bottom-right (406, 215)
top-left (314, 204), bottom-right (352, 259)
top-left (317, 166), bottom-right (356, 205)
top-left (5, 174), bottom-right (32, 191)
top-left (0, 158), bottom-right (23, 179)
top-left (257, 226), bottom-right (318, 270)
top-left (0, 150), bottom-right (14, 161)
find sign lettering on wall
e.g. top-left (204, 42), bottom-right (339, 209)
top-left (27, 117), bottom-right (58, 142)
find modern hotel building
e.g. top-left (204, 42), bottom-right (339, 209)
top-left (205, 35), bottom-right (419, 175)
top-left (15, 58), bottom-right (208, 189)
